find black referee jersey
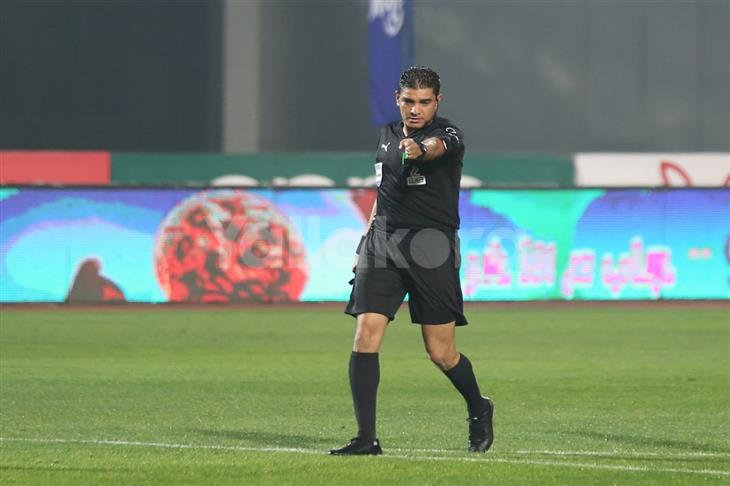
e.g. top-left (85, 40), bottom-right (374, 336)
top-left (373, 116), bottom-right (465, 234)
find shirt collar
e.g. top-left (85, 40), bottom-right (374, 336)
top-left (399, 117), bottom-right (437, 137)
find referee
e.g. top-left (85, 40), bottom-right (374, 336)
top-left (330, 67), bottom-right (493, 455)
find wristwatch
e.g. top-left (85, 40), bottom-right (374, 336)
top-left (417, 141), bottom-right (428, 159)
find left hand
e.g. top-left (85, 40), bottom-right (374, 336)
top-left (399, 138), bottom-right (423, 160)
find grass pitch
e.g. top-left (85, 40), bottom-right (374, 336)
top-left (0, 305), bottom-right (728, 484)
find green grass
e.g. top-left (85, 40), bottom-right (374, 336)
top-left (0, 306), bottom-right (728, 484)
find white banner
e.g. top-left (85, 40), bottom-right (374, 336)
top-left (575, 153), bottom-right (730, 187)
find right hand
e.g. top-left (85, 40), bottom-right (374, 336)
top-left (399, 138), bottom-right (424, 160)
top-left (352, 253), bottom-right (360, 274)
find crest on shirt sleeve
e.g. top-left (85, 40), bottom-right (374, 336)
top-left (375, 162), bottom-right (383, 187)
top-left (445, 127), bottom-right (460, 143)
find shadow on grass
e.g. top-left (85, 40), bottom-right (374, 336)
top-left (564, 430), bottom-right (730, 454)
top-left (192, 428), bottom-right (337, 448)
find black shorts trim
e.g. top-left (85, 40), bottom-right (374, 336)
top-left (344, 308), bottom-right (396, 323)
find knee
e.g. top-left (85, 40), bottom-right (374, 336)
top-left (354, 329), bottom-right (380, 352)
top-left (353, 317), bottom-right (386, 353)
top-left (427, 348), bottom-right (458, 370)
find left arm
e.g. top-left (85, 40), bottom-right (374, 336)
top-left (399, 126), bottom-right (464, 161)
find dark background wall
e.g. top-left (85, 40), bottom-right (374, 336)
top-left (0, 0), bottom-right (222, 151)
top-left (418, 0), bottom-right (729, 152)
top-left (0, 0), bottom-right (727, 152)
top-left (257, 1), bottom-right (373, 152)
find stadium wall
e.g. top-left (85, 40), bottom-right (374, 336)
top-left (1, 187), bottom-right (727, 303)
top-left (2, 2), bottom-right (727, 153)
top-left (1, 152), bottom-right (575, 188)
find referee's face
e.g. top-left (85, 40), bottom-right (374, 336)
top-left (396, 88), bottom-right (442, 131)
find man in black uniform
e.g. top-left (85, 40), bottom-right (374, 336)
top-left (330, 67), bottom-right (494, 456)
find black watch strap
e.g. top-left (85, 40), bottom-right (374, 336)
top-left (417, 141), bottom-right (428, 159)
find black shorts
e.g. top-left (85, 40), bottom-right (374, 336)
top-left (345, 228), bottom-right (468, 325)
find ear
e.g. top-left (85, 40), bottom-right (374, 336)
top-left (395, 90), bottom-right (401, 104)
top-left (436, 94), bottom-right (443, 104)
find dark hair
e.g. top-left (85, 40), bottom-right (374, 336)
top-left (398, 66), bottom-right (441, 95)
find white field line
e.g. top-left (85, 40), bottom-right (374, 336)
top-left (513, 449), bottom-right (729, 458)
top-left (1, 437), bottom-right (728, 478)
top-left (399, 447), bottom-right (730, 458)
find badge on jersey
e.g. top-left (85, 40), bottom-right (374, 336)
top-left (406, 166), bottom-right (426, 186)
top-left (374, 162), bottom-right (383, 187)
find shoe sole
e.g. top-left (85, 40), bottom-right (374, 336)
top-left (329, 449), bottom-right (382, 456)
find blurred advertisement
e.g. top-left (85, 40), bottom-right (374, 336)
top-left (460, 189), bottom-right (728, 300)
top-left (0, 151), bottom-right (111, 185)
top-left (575, 153), bottom-right (730, 187)
top-left (1, 188), bottom-right (727, 302)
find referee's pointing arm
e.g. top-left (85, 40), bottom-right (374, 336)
top-left (399, 137), bottom-right (446, 161)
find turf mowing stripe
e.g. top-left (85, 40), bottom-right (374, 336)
top-left (1, 437), bottom-right (728, 477)
top-left (0, 437), bottom-right (318, 455)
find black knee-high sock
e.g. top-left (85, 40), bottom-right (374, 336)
top-left (349, 351), bottom-right (379, 440)
top-left (443, 353), bottom-right (486, 416)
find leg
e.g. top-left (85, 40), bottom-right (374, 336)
top-left (421, 322), bottom-right (485, 416)
top-left (421, 321), bottom-right (459, 370)
top-left (334, 230), bottom-right (405, 455)
top-left (353, 312), bottom-right (389, 352)
top-left (409, 231), bottom-right (492, 451)
top-left (422, 323), bottom-right (484, 412)
top-left (349, 313), bottom-right (388, 441)
top-left (421, 324), bottom-right (494, 452)
top-left (330, 313), bottom-right (389, 455)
